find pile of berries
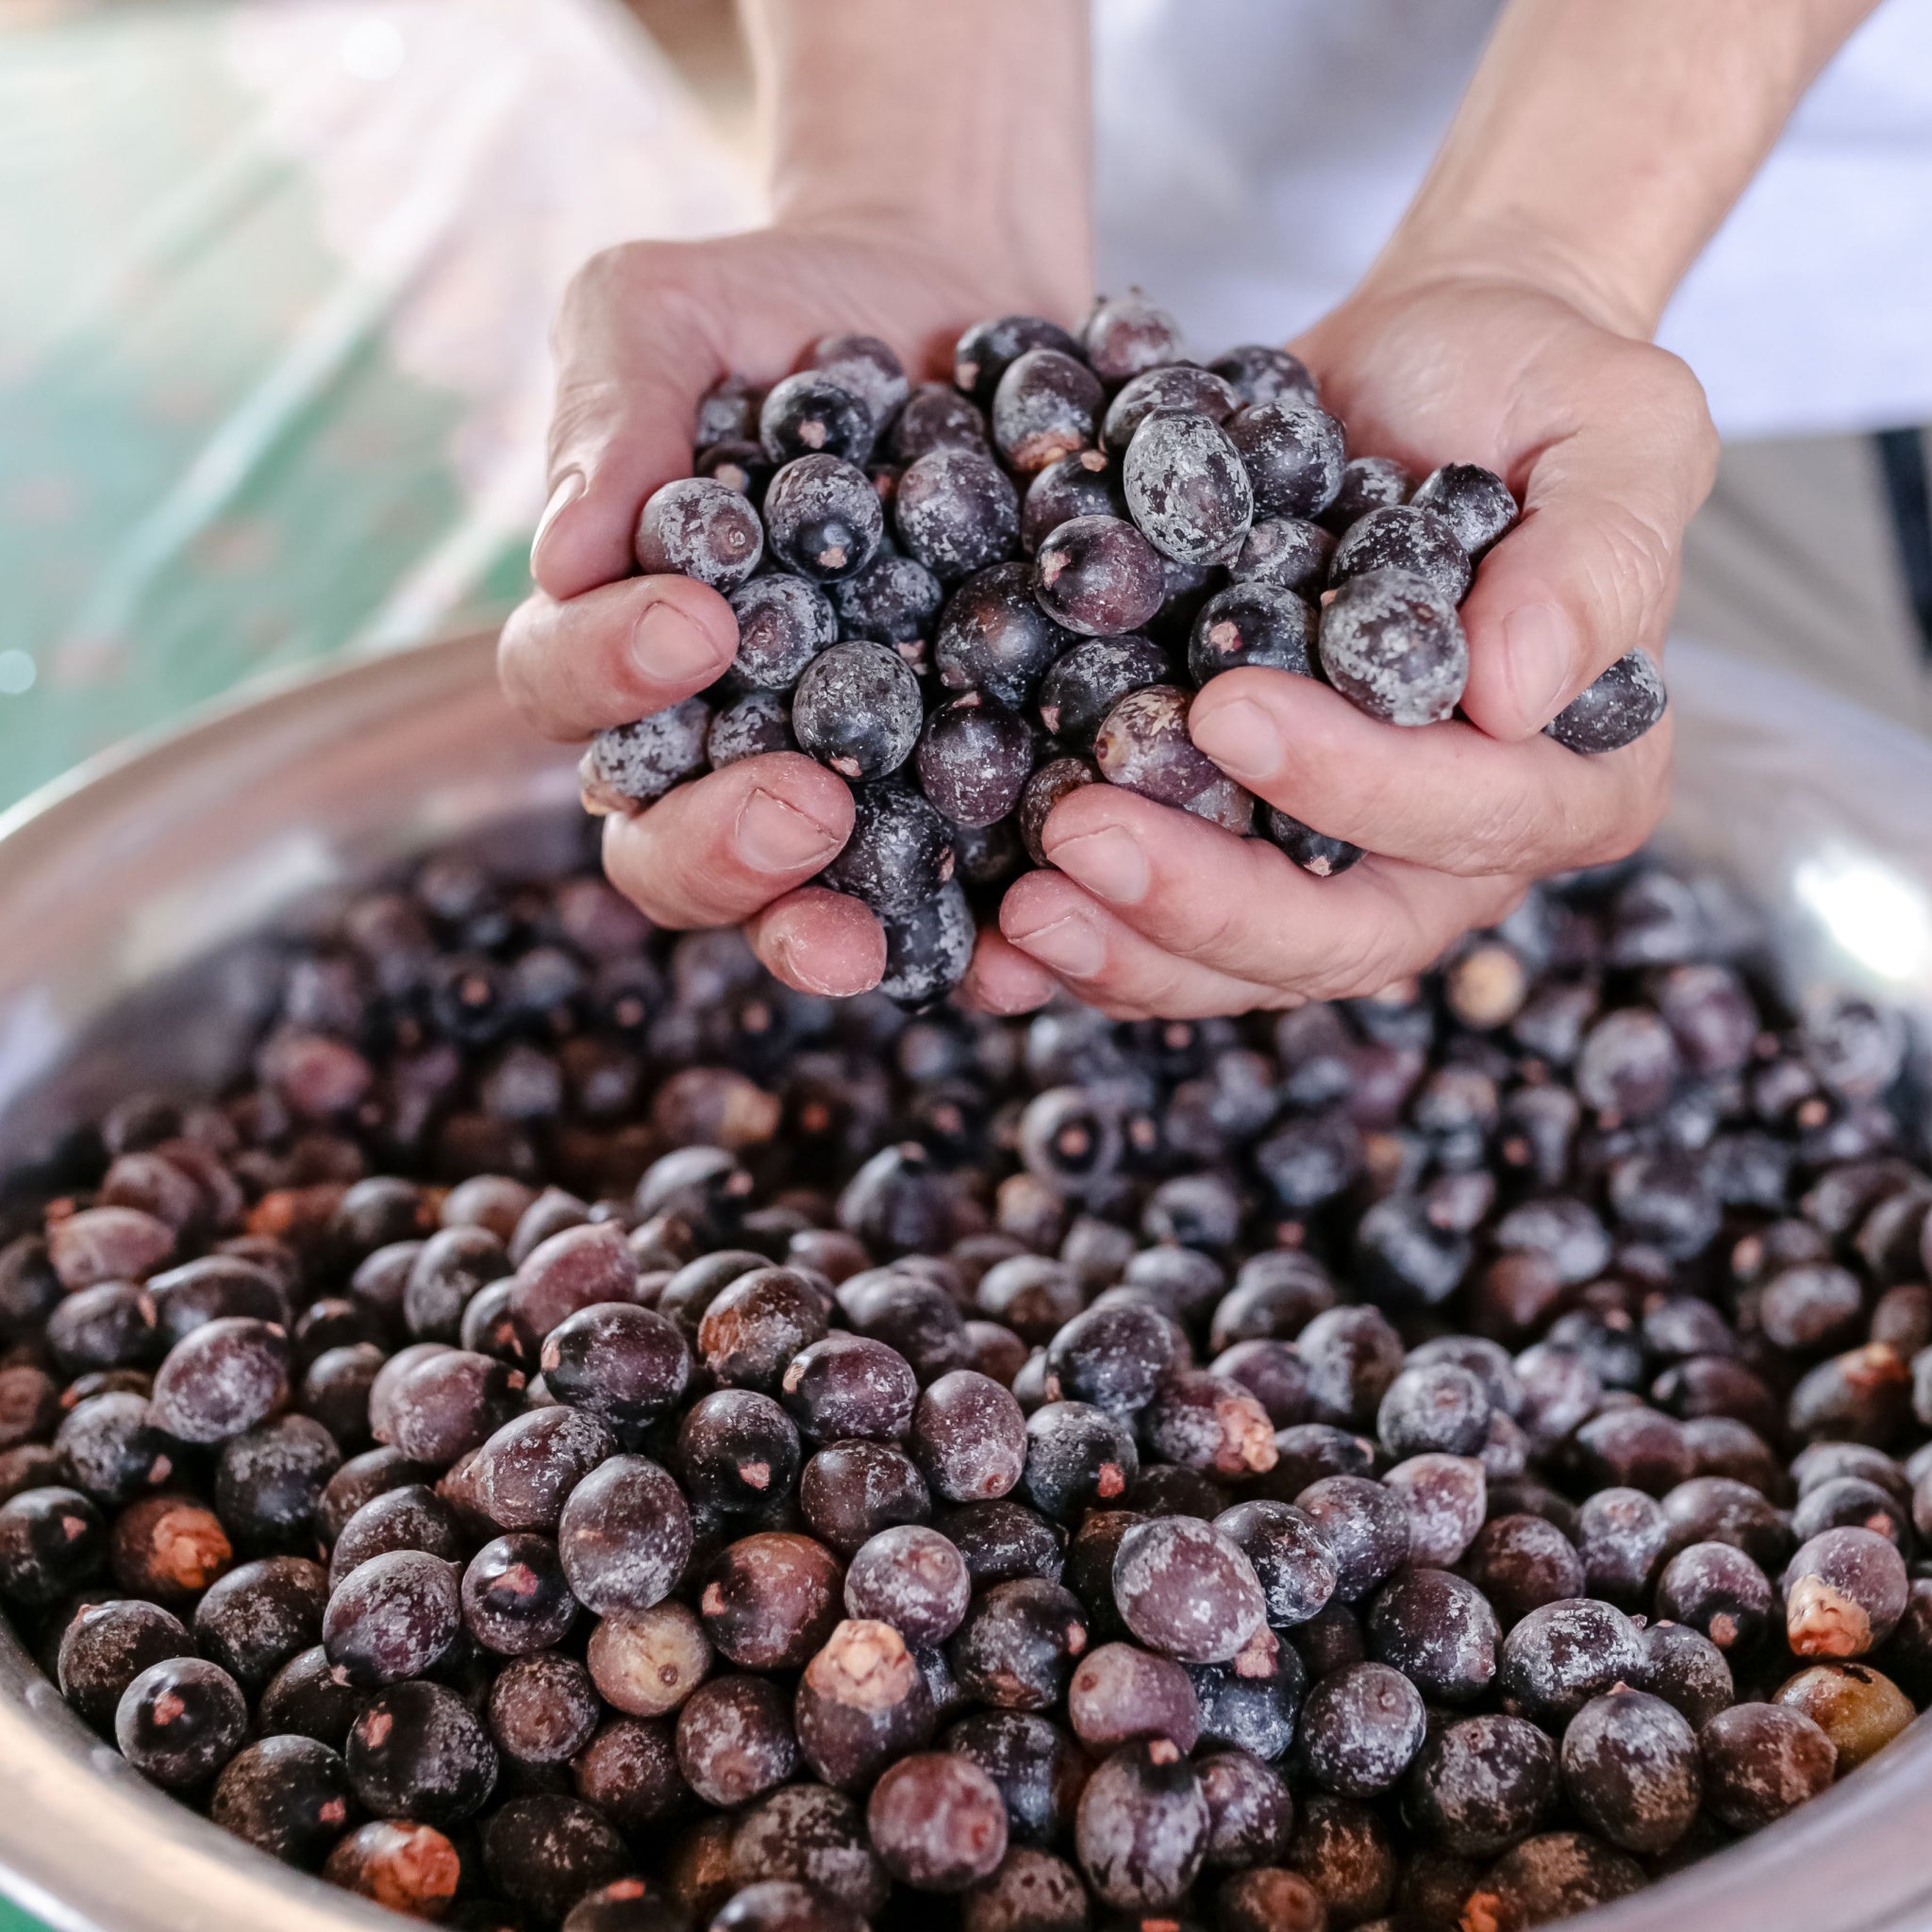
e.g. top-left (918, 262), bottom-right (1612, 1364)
top-left (580, 293), bottom-right (1668, 1006)
top-left (0, 840), bottom-right (1924, 1932)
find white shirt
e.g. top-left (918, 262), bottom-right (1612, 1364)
top-left (1092, 0), bottom-right (1932, 439)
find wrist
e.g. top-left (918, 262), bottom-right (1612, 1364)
top-left (749, 0), bottom-right (1093, 324)
top-left (1361, 210), bottom-right (1662, 341)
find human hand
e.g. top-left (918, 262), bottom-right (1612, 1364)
top-left (972, 269), bottom-right (1717, 1019)
top-left (499, 223), bottom-right (1088, 998)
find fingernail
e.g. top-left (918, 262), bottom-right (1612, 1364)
top-left (771, 929), bottom-right (874, 998)
top-left (1009, 912), bottom-right (1106, 977)
top-left (530, 470), bottom-right (584, 575)
top-left (974, 957), bottom-right (1058, 1014)
top-left (631, 600), bottom-right (731, 686)
top-left (1048, 825), bottom-right (1149, 904)
top-left (1190, 697), bottom-right (1280, 779)
top-left (1501, 602), bottom-right (1578, 728)
top-left (736, 787), bottom-right (842, 874)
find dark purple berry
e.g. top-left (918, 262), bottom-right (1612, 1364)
top-left (955, 315), bottom-right (1082, 408)
top-left (992, 349), bottom-right (1105, 475)
top-left (1018, 758), bottom-right (1101, 865)
top-left (1124, 411), bottom-right (1255, 565)
top-left (1317, 568), bottom-right (1469, 725)
top-left (1264, 810), bottom-right (1362, 878)
top-left (1411, 461), bottom-right (1518, 557)
top-left (764, 455), bottom-right (885, 583)
top-left (917, 692), bottom-right (1036, 829)
top-left (877, 882), bottom-right (976, 1009)
top-left (791, 641), bottom-right (923, 780)
top-left (1189, 581), bottom-right (1314, 684)
top-left (580, 702), bottom-right (712, 812)
top-left (1208, 344), bottom-right (1317, 408)
top-left (115, 1656), bottom-right (248, 1789)
top-left (726, 576), bottom-right (837, 692)
top-left (1033, 516), bottom-right (1167, 636)
top-left (893, 383), bottom-right (994, 462)
top-left (634, 478), bottom-right (763, 591)
top-left (1022, 448), bottom-right (1128, 553)
top-left (808, 332), bottom-right (908, 427)
top-left (1320, 456), bottom-right (1413, 535)
top-left (1093, 683), bottom-right (1224, 807)
top-left (759, 373), bottom-right (874, 466)
top-left (1545, 651), bottom-right (1669, 754)
top-left (895, 449), bottom-right (1022, 582)
top-left (1082, 292), bottom-right (1186, 385)
top-left (1226, 402), bottom-right (1345, 520)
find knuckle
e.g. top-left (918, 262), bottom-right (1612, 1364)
top-left (1458, 782), bottom-right (1557, 877)
top-left (560, 242), bottom-right (671, 329)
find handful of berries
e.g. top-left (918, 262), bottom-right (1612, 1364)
top-left (581, 291), bottom-right (1668, 1007)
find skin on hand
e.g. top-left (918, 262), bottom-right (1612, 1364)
top-left (498, 0), bottom-right (1093, 1000)
top-left (980, 0), bottom-right (1878, 1020)
top-left (498, 223), bottom-right (1090, 997)
top-left (984, 269), bottom-right (1710, 1020)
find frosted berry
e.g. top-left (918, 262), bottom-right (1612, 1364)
top-left (878, 883), bottom-right (976, 1009)
top-left (992, 350), bottom-right (1106, 475)
top-left (758, 373), bottom-right (875, 467)
top-left (763, 456), bottom-right (885, 584)
top-left (1189, 582), bottom-right (1314, 684)
top-left (1546, 651), bottom-right (1669, 754)
top-left (1229, 517), bottom-right (1333, 595)
top-left (1317, 569), bottom-right (1469, 725)
top-left (1018, 758), bottom-right (1101, 866)
top-left (1124, 410), bottom-right (1255, 565)
top-left (822, 785), bottom-right (957, 917)
top-left (1094, 685), bottom-right (1224, 808)
top-left (1022, 449), bottom-right (1129, 554)
top-left (808, 332), bottom-right (909, 428)
top-left (895, 449), bottom-right (1022, 582)
top-left (1330, 505), bottom-right (1472, 605)
top-left (1103, 365), bottom-right (1241, 452)
top-left (634, 478), bottom-right (764, 591)
top-left (726, 576), bottom-right (837, 692)
top-left (1412, 461), bottom-right (1517, 557)
top-left (1208, 344), bottom-right (1317, 408)
top-left (1081, 291), bottom-right (1186, 385)
top-left (917, 693), bottom-right (1036, 828)
top-left (1037, 636), bottom-right (1171, 752)
top-left (791, 641), bottom-right (924, 781)
top-left (935, 562), bottom-right (1073, 705)
top-left (1226, 403), bottom-right (1345, 520)
top-left (955, 315), bottom-right (1082, 408)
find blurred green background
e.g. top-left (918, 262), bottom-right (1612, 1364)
top-left (0, 0), bottom-right (754, 814)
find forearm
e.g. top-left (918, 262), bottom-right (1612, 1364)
top-left (1375, 0), bottom-right (1881, 335)
top-left (744, 0), bottom-right (1092, 289)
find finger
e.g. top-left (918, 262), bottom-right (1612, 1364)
top-left (745, 888), bottom-right (886, 998)
top-left (958, 929), bottom-right (1060, 1015)
top-left (532, 242), bottom-right (724, 601)
top-left (600, 753), bottom-right (854, 928)
top-left (999, 869), bottom-right (1291, 1020)
top-left (1460, 350), bottom-right (1716, 740)
top-left (1187, 667), bottom-right (1671, 876)
top-left (499, 576), bottom-right (738, 741)
top-left (1036, 784), bottom-right (1526, 996)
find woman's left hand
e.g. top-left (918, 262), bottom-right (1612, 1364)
top-left (968, 267), bottom-right (1717, 1018)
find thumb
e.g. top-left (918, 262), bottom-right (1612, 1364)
top-left (1459, 352), bottom-right (1716, 741)
top-left (531, 242), bottom-right (725, 602)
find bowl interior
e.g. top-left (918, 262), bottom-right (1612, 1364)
top-left (0, 633), bottom-right (1928, 1932)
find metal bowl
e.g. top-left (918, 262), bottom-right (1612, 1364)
top-left (0, 633), bottom-right (1928, 1932)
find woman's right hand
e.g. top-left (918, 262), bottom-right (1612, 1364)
top-left (498, 220), bottom-right (1088, 1000)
